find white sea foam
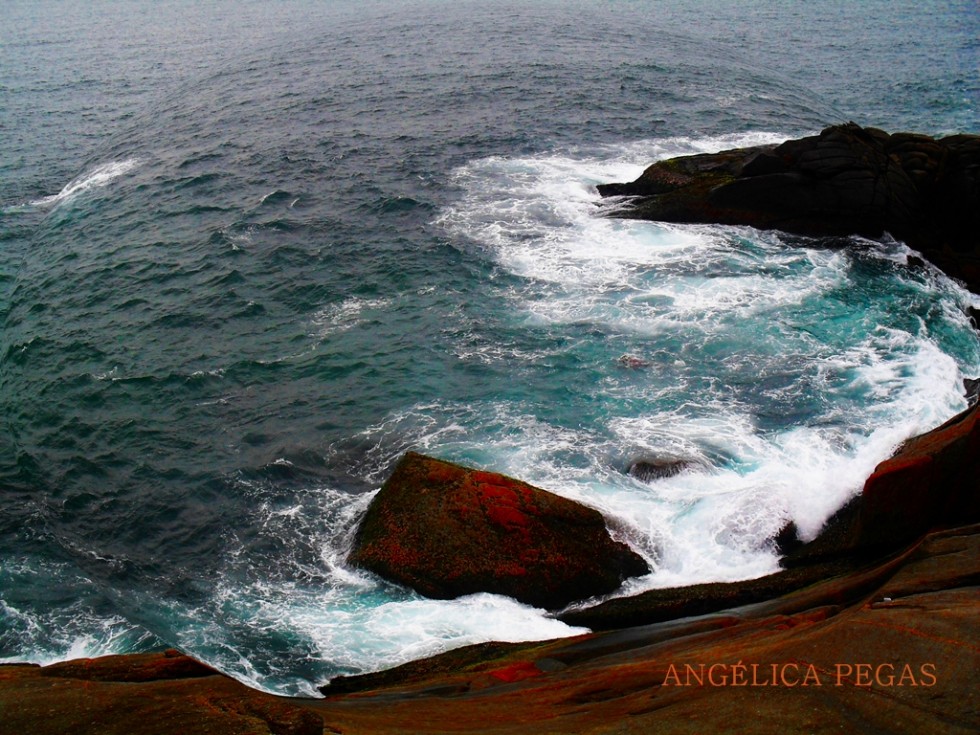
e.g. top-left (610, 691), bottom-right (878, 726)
top-left (177, 134), bottom-right (977, 694)
top-left (0, 559), bottom-right (158, 667)
top-left (178, 578), bottom-right (587, 697)
top-left (425, 133), bottom-right (978, 594)
top-left (436, 133), bottom-right (847, 342)
top-left (310, 297), bottom-right (392, 339)
top-left (168, 482), bottom-right (585, 696)
top-left (30, 158), bottom-right (140, 208)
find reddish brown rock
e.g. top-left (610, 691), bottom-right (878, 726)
top-left (37, 647), bottom-right (216, 682)
top-left (347, 452), bottom-right (649, 609)
top-left (784, 401), bottom-right (980, 568)
top-left (856, 401), bottom-right (980, 551)
top-left (0, 651), bottom-right (324, 735)
top-left (3, 528), bottom-right (977, 734)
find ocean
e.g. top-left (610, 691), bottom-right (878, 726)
top-left (1, 0), bottom-right (977, 697)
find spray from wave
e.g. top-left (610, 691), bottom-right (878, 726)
top-left (28, 158), bottom-right (141, 209)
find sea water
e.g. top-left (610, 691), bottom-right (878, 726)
top-left (1, 0), bottom-right (977, 696)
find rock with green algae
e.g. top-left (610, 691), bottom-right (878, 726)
top-left (347, 451), bottom-right (650, 610)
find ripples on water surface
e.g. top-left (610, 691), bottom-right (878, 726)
top-left (1, 0), bottom-right (978, 696)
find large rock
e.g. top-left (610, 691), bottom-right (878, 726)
top-left (347, 452), bottom-right (649, 609)
top-left (599, 124), bottom-right (980, 292)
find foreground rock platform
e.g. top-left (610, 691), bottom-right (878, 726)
top-left (347, 452), bottom-right (649, 609)
top-left (598, 123), bottom-right (980, 292)
top-left (0, 650), bottom-right (323, 735)
top-left (3, 523), bottom-right (977, 734)
top-left (316, 524), bottom-right (980, 734)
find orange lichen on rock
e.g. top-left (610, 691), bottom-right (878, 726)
top-left (487, 661), bottom-right (543, 683)
top-left (347, 452), bottom-right (649, 609)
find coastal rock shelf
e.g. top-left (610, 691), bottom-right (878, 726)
top-left (598, 123), bottom-right (980, 292)
top-left (4, 523), bottom-right (977, 734)
top-left (347, 452), bottom-right (649, 610)
top-left (5, 125), bottom-right (979, 734)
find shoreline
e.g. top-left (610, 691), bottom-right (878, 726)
top-left (3, 520), bottom-right (977, 733)
top-left (3, 126), bottom-right (979, 733)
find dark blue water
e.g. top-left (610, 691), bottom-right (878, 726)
top-left (1, 0), bottom-right (978, 696)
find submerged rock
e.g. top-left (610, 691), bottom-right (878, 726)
top-left (347, 452), bottom-right (649, 609)
top-left (967, 305), bottom-right (980, 328)
top-left (599, 124), bottom-right (980, 292)
top-left (626, 456), bottom-right (697, 481)
top-left (617, 353), bottom-right (650, 369)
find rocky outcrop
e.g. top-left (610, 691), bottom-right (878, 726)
top-left (347, 452), bottom-right (649, 609)
top-left (599, 124), bottom-right (980, 291)
top-left (5, 524), bottom-right (976, 734)
top-left (0, 650), bottom-right (324, 735)
top-left (312, 524), bottom-right (980, 734)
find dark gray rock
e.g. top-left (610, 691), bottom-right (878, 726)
top-left (598, 124), bottom-right (980, 293)
top-left (627, 457), bottom-right (696, 481)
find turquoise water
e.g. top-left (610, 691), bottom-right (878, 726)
top-left (1, 0), bottom-right (978, 696)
